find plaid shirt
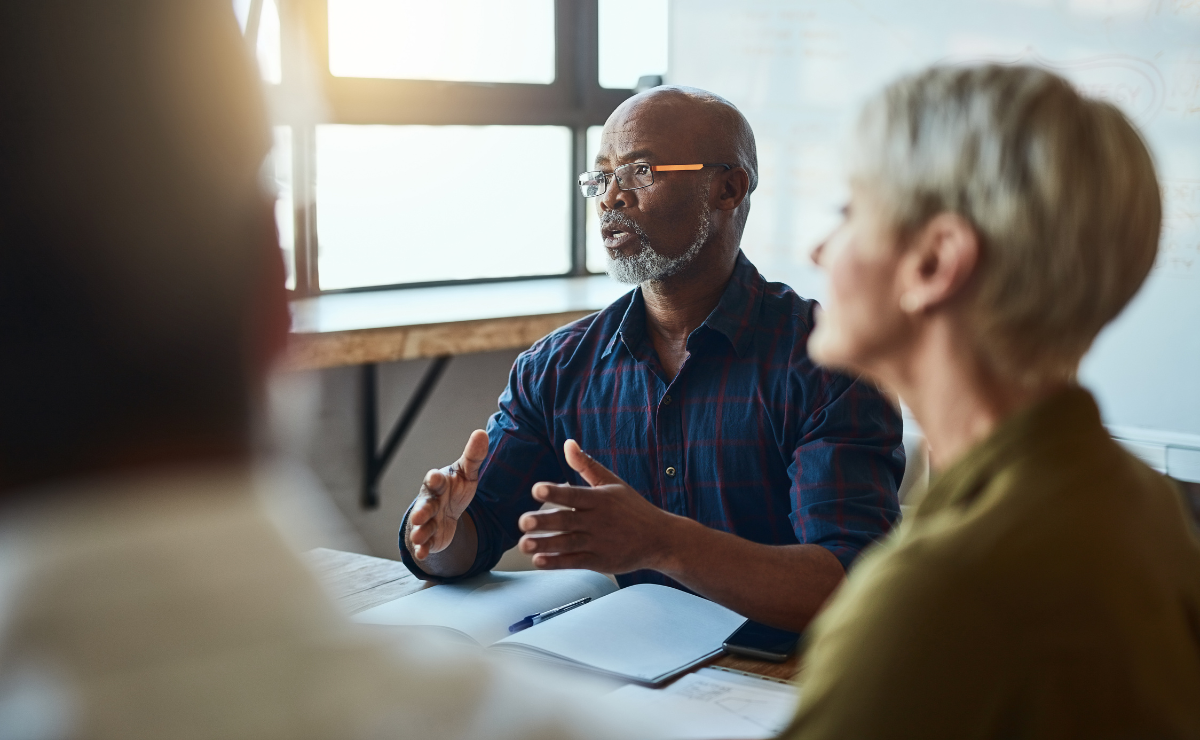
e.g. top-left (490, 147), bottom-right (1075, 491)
top-left (400, 252), bottom-right (904, 590)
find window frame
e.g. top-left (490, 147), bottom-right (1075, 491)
top-left (262, 0), bottom-right (634, 296)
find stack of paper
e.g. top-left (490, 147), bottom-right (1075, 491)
top-left (603, 667), bottom-right (800, 740)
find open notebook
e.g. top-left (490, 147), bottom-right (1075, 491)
top-left (352, 570), bottom-right (747, 685)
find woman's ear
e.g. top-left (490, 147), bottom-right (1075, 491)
top-left (896, 213), bottom-right (980, 314)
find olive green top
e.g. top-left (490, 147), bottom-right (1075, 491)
top-left (783, 387), bottom-right (1200, 740)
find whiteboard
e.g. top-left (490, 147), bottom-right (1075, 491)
top-left (670, 0), bottom-right (1200, 477)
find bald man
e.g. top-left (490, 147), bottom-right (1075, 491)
top-left (401, 87), bottom-right (905, 631)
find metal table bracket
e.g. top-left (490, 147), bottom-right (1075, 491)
top-left (360, 357), bottom-right (451, 509)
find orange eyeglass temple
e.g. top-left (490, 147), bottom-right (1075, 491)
top-left (651, 164), bottom-right (706, 171)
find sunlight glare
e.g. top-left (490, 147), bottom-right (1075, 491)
top-left (258, 0), bottom-right (282, 84)
top-left (329, 0), bottom-right (555, 84)
top-left (316, 125), bottom-right (571, 289)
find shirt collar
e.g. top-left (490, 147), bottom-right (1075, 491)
top-left (603, 288), bottom-right (648, 359)
top-left (601, 250), bottom-right (765, 360)
top-left (914, 386), bottom-right (1106, 519)
top-left (702, 251), bottom-right (765, 358)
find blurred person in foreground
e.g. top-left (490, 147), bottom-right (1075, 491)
top-left (782, 64), bottom-right (1200, 739)
top-left (402, 86), bottom-right (905, 633)
top-left (0, 2), bottom-right (659, 739)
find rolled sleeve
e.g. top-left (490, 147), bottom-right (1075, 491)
top-left (397, 505), bottom-right (492, 582)
top-left (789, 372), bottom-right (905, 571)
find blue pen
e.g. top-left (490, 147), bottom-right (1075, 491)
top-left (507, 597), bottom-right (592, 633)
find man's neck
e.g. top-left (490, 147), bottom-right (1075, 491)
top-left (641, 244), bottom-right (739, 344)
top-left (638, 242), bottom-right (739, 379)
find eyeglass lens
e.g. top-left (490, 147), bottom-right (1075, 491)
top-left (577, 162), bottom-right (656, 197)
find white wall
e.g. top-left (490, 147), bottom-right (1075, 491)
top-left (282, 348), bottom-right (539, 563)
top-left (668, 0), bottom-right (1200, 480)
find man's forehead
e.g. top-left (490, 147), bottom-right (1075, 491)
top-left (597, 129), bottom-right (667, 160)
top-left (596, 96), bottom-right (715, 163)
top-left (596, 123), bottom-right (699, 164)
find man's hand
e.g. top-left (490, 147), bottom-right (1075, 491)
top-left (408, 429), bottom-right (488, 560)
top-left (517, 439), bottom-right (682, 574)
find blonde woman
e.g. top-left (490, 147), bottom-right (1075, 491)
top-left (783, 65), bottom-right (1200, 738)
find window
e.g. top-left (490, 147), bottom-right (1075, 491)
top-left (239, 0), bottom-right (668, 294)
top-left (328, 0), bottom-right (555, 84)
top-left (234, 0), bottom-right (283, 84)
top-left (316, 125), bottom-right (571, 288)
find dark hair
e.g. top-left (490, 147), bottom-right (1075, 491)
top-left (0, 0), bottom-right (274, 488)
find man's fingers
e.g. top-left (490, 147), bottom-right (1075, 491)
top-left (532, 552), bottom-right (599, 571)
top-left (457, 429), bottom-right (489, 479)
top-left (518, 508), bottom-right (581, 533)
top-left (423, 468), bottom-right (446, 493)
top-left (532, 482), bottom-right (594, 509)
top-left (409, 494), bottom-right (439, 526)
top-left (563, 439), bottom-right (624, 487)
top-left (410, 518), bottom-right (437, 546)
top-left (518, 531), bottom-right (589, 555)
top-left (413, 538), bottom-right (439, 560)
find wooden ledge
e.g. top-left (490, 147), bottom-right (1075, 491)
top-left (286, 310), bottom-right (595, 370)
top-left (282, 259), bottom-right (816, 372)
top-left (284, 275), bottom-right (630, 371)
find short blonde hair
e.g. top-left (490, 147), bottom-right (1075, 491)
top-left (850, 64), bottom-right (1161, 385)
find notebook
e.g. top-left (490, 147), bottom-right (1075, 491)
top-left (352, 569), bottom-right (747, 685)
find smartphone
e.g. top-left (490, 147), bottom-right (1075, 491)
top-left (722, 620), bottom-right (801, 662)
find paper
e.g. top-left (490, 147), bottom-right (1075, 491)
top-left (491, 584), bottom-right (747, 684)
top-left (352, 569), bottom-right (616, 646)
top-left (603, 667), bottom-right (800, 739)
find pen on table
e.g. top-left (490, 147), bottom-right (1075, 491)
top-left (508, 597), bottom-right (592, 633)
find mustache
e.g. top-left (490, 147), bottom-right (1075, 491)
top-left (599, 210), bottom-right (647, 237)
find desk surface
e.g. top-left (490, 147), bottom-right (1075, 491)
top-left (306, 547), bottom-right (802, 682)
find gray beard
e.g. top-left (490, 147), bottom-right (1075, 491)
top-left (602, 207), bottom-right (713, 285)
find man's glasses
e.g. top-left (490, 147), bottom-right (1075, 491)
top-left (578, 162), bottom-right (732, 198)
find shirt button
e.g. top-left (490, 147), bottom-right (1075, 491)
top-left (665, 466), bottom-right (677, 477)
top-left (662, 395), bottom-right (672, 406)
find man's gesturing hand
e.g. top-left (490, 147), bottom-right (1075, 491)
top-left (408, 429), bottom-right (488, 560)
top-left (517, 439), bottom-right (682, 574)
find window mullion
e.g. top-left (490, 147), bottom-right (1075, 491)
top-left (292, 124), bottom-right (318, 295)
top-left (277, 0), bottom-right (320, 295)
top-left (570, 126), bottom-right (588, 276)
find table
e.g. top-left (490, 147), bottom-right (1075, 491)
top-left (307, 547), bottom-right (803, 683)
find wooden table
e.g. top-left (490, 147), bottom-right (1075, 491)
top-left (306, 547), bottom-right (803, 683)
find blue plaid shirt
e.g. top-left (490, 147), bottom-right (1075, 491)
top-left (400, 252), bottom-right (904, 590)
